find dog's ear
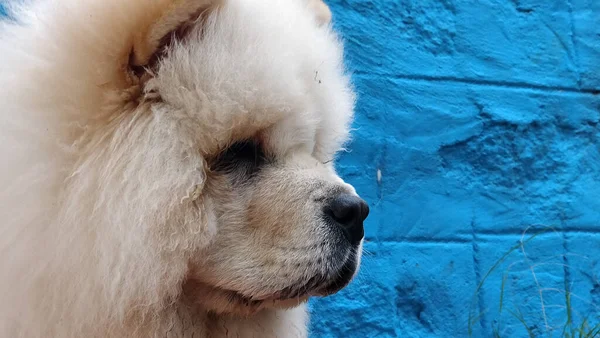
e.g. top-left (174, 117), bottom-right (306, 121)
top-left (130, 0), bottom-right (219, 68)
top-left (129, 0), bottom-right (328, 68)
top-left (306, 0), bottom-right (332, 26)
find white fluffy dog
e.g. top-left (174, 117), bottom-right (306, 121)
top-left (0, 0), bottom-right (368, 336)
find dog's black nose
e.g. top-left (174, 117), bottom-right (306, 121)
top-left (325, 194), bottom-right (369, 246)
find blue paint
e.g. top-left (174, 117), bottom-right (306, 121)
top-left (310, 0), bottom-right (600, 337)
top-left (1, 0), bottom-right (599, 336)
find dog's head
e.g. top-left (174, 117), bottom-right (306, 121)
top-left (137, 0), bottom-right (369, 315)
top-left (1, 0), bottom-right (366, 322)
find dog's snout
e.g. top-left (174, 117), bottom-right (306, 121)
top-left (325, 194), bottom-right (369, 246)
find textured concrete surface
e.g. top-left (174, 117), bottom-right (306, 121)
top-left (308, 0), bottom-right (600, 337)
top-left (2, 0), bottom-right (599, 337)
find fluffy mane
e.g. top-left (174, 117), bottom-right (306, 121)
top-left (0, 0), bottom-right (354, 336)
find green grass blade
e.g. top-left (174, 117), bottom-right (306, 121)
top-left (469, 228), bottom-right (552, 336)
top-left (508, 307), bottom-right (535, 338)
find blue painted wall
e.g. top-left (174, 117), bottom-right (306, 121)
top-left (309, 0), bottom-right (600, 337)
top-left (2, 0), bottom-right (599, 337)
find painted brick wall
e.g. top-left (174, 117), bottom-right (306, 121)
top-left (309, 0), bottom-right (600, 337)
top-left (1, 0), bottom-right (599, 337)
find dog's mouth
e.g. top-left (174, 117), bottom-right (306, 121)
top-left (229, 250), bottom-right (359, 304)
top-left (313, 253), bottom-right (359, 296)
top-left (186, 249), bottom-right (360, 315)
top-left (277, 252), bottom-right (359, 300)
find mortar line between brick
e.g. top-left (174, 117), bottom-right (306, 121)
top-left (470, 218), bottom-right (488, 332)
top-left (566, 0), bottom-right (583, 89)
top-left (476, 228), bottom-right (600, 236)
top-left (561, 222), bottom-right (573, 322)
top-left (364, 229), bottom-right (600, 245)
top-left (364, 238), bottom-right (472, 245)
top-left (353, 72), bottom-right (599, 95)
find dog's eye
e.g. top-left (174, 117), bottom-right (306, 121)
top-left (211, 140), bottom-right (267, 177)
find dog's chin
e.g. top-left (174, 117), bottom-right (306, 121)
top-left (312, 252), bottom-right (360, 297)
top-left (185, 250), bottom-right (361, 316)
top-left (182, 281), bottom-right (311, 317)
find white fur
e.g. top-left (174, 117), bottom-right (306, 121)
top-left (0, 0), bottom-right (357, 337)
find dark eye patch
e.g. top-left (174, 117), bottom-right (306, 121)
top-left (210, 140), bottom-right (268, 178)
